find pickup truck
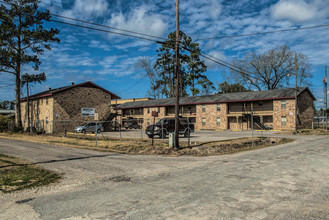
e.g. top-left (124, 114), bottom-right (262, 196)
top-left (146, 117), bottom-right (194, 138)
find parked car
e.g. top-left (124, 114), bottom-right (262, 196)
top-left (74, 122), bottom-right (104, 134)
top-left (146, 118), bottom-right (194, 138)
top-left (124, 120), bottom-right (141, 129)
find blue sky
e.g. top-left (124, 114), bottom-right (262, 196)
top-left (0, 0), bottom-right (329, 109)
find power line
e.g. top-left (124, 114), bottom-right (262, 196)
top-left (51, 14), bottom-right (166, 41)
top-left (0, 0), bottom-right (165, 43)
top-left (196, 23), bottom-right (329, 41)
top-left (49, 19), bottom-right (164, 43)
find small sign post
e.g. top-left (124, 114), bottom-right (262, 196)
top-left (151, 111), bottom-right (158, 146)
top-left (94, 113), bottom-right (99, 148)
top-left (81, 108), bottom-right (95, 117)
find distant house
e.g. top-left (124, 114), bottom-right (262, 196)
top-left (20, 81), bottom-right (120, 133)
top-left (116, 87), bottom-right (315, 131)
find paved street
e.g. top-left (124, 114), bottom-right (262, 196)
top-left (0, 134), bottom-right (329, 219)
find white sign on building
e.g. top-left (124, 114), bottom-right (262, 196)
top-left (81, 108), bottom-right (95, 117)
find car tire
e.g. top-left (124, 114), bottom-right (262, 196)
top-left (82, 129), bottom-right (86, 135)
top-left (97, 129), bottom-right (101, 134)
top-left (184, 129), bottom-right (190, 137)
top-left (147, 134), bottom-right (153, 138)
top-left (159, 130), bottom-right (166, 138)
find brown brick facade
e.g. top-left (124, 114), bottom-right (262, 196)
top-left (20, 83), bottom-right (116, 133)
top-left (118, 90), bottom-right (314, 132)
top-left (195, 103), bottom-right (227, 130)
top-left (21, 97), bottom-right (54, 133)
top-left (297, 90), bottom-right (314, 129)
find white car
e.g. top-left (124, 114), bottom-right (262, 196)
top-left (74, 123), bottom-right (104, 134)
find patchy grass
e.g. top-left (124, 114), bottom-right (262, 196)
top-left (0, 154), bottom-right (60, 193)
top-left (278, 129), bottom-right (329, 135)
top-left (0, 133), bottom-right (293, 157)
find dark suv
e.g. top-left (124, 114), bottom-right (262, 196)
top-left (146, 118), bottom-right (194, 138)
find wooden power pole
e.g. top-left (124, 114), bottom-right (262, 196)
top-left (174, 0), bottom-right (180, 149)
top-left (295, 53), bottom-right (298, 132)
top-left (325, 66), bottom-right (328, 130)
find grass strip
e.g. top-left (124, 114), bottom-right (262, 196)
top-left (0, 154), bottom-right (60, 193)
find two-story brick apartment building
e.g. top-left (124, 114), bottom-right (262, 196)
top-left (20, 81), bottom-right (120, 133)
top-left (116, 87), bottom-right (315, 131)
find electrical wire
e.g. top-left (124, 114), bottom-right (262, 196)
top-left (196, 23), bottom-right (329, 41)
top-left (0, 0), bottom-right (165, 43)
top-left (49, 19), bottom-right (164, 43)
top-left (51, 14), bottom-right (166, 41)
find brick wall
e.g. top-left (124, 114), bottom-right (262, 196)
top-left (273, 99), bottom-right (296, 130)
top-left (297, 90), bottom-right (314, 129)
top-left (117, 92), bottom-right (314, 132)
top-left (52, 87), bottom-right (112, 132)
top-left (21, 96), bottom-right (54, 133)
top-left (195, 103), bottom-right (227, 130)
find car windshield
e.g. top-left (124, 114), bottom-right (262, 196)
top-left (156, 119), bottom-right (164, 125)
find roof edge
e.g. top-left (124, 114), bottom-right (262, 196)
top-left (117, 96), bottom-right (296, 109)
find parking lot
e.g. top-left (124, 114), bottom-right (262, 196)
top-left (101, 129), bottom-right (281, 142)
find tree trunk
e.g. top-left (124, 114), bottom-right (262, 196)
top-left (15, 71), bottom-right (22, 130)
top-left (15, 12), bottom-right (23, 130)
top-left (27, 81), bottom-right (30, 132)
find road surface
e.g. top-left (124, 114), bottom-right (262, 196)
top-left (0, 134), bottom-right (328, 219)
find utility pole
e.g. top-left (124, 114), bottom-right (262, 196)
top-left (174, 0), bottom-right (180, 149)
top-left (295, 52), bottom-right (298, 132)
top-left (26, 81), bottom-right (30, 132)
top-left (324, 66), bottom-right (328, 130)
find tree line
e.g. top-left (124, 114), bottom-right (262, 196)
top-left (1, 1), bottom-right (313, 130)
top-left (138, 32), bottom-right (312, 99)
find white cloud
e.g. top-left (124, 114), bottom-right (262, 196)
top-left (271, 0), bottom-right (329, 23)
top-left (88, 40), bottom-right (111, 51)
top-left (107, 5), bottom-right (168, 39)
top-left (203, 50), bottom-right (227, 70)
top-left (61, 0), bottom-right (109, 20)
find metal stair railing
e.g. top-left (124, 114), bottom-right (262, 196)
top-left (242, 113), bottom-right (269, 130)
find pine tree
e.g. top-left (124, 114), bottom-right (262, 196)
top-left (0, 0), bottom-right (59, 129)
top-left (154, 31), bottom-right (209, 98)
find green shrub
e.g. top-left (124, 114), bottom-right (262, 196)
top-left (0, 115), bottom-right (11, 132)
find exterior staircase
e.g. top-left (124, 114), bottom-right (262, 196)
top-left (243, 113), bottom-right (269, 130)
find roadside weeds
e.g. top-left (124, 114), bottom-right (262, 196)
top-left (0, 133), bottom-right (293, 157)
top-left (0, 154), bottom-right (60, 193)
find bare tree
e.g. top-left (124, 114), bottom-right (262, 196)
top-left (137, 57), bottom-right (161, 99)
top-left (231, 45), bottom-right (312, 90)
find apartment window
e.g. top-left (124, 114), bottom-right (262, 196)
top-left (147, 119), bottom-right (150, 125)
top-left (46, 117), bottom-right (49, 124)
top-left (281, 100), bottom-right (286, 109)
top-left (217, 104), bottom-right (220, 111)
top-left (281, 116), bottom-right (286, 126)
top-left (130, 109), bottom-right (134, 115)
top-left (217, 117), bottom-right (221, 126)
top-left (202, 104), bottom-right (206, 112)
top-left (202, 118), bottom-right (206, 126)
top-left (41, 99), bottom-right (43, 104)
top-left (147, 107), bottom-right (150, 113)
top-left (46, 97), bottom-right (48, 105)
top-left (158, 107), bottom-right (160, 113)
